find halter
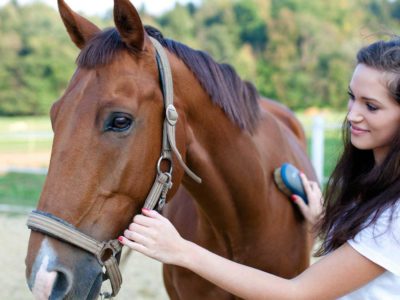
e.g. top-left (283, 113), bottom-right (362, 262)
top-left (26, 37), bottom-right (201, 298)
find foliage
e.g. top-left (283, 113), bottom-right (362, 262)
top-left (0, 0), bottom-right (399, 115)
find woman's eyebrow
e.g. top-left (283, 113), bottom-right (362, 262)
top-left (348, 86), bottom-right (381, 103)
top-left (361, 96), bottom-right (380, 102)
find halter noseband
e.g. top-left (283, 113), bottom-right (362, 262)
top-left (26, 37), bottom-right (201, 298)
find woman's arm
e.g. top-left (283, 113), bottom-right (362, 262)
top-left (120, 209), bottom-right (384, 300)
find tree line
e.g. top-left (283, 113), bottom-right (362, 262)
top-left (1, 0), bottom-right (400, 116)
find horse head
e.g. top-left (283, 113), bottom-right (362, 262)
top-left (25, 0), bottom-right (190, 298)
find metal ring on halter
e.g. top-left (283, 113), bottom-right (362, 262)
top-left (97, 241), bottom-right (119, 266)
top-left (157, 155), bottom-right (173, 175)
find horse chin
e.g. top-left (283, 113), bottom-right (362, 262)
top-left (62, 261), bottom-right (103, 300)
top-left (87, 273), bottom-right (103, 299)
top-left (66, 273), bottom-right (103, 300)
top-left (51, 266), bottom-right (102, 300)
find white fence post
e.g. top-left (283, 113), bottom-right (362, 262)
top-left (311, 115), bottom-right (324, 184)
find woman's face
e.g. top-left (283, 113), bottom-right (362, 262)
top-left (347, 64), bottom-right (400, 164)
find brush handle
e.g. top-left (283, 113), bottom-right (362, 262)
top-left (280, 163), bottom-right (308, 204)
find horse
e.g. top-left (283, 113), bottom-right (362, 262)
top-left (25, 0), bottom-right (317, 299)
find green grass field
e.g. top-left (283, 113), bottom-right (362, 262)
top-left (0, 114), bottom-right (343, 206)
top-left (0, 172), bottom-right (45, 207)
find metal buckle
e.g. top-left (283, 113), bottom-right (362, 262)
top-left (166, 104), bottom-right (178, 126)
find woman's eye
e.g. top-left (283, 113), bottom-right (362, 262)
top-left (347, 91), bottom-right (355, 100)
top-left (366, 103), bottom-right (378, 111)
top-left (105, 114), bottom-right (133, 132)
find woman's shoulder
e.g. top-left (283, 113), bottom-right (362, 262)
top-left (348, 199), bottom-right (400, 275)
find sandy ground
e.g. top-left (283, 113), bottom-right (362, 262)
top-left (0, 214), bottom-right (169, 300)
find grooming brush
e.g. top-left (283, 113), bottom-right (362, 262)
top-left (273, 163), bottom-right (308, 204)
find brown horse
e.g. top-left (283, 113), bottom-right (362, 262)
top-left (25, 0), bottom-right (317, 299)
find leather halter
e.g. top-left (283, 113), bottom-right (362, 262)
top-left (26, 37), bottom-right (201, 298)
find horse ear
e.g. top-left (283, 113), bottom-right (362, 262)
top-left (113, 0), bottom-right (145, 51)
top-left (57, 0), bottom-right (101, 49)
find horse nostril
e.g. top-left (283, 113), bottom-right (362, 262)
top-left (50, 269), bottom-right (72, 299)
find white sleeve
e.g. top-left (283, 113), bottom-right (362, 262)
top-left (348, 203), bottom-right (400, 276)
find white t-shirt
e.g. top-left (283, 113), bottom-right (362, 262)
top-left (338, 203), bottom-right (400, 299)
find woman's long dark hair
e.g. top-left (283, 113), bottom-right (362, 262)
top-left (316, 38), bottom-right (400, 256)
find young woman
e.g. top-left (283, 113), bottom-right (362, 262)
top-left (119, 38), bottom-right (400, 299)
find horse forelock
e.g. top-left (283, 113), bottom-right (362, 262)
top-left (76, 28), bottom-right (128, 68)
top-left (77, 26), bottom-right (261, 133)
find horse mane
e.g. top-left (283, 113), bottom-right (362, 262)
top-left (77, 26), bottom-right (261, 133)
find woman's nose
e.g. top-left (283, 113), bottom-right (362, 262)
top-left (347, 101), bottom-right (363, 123)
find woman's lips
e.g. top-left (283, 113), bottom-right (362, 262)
top-left (350, 124), bottom-right (369, 135)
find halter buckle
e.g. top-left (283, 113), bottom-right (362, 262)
top-left (166, 104), bottom-right (178, 126)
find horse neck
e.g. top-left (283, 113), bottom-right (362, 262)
top-left (172, 56), bottom-right (269, 235)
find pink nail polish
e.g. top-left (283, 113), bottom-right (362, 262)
top-left (118, 236), bottom-right (123, 243)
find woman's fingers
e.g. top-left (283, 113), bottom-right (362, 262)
top-left (119, 236), bottom-right (150, 254)
top-left (119, 209), bottom-right (186, 264)
top-left (141, 208), bottom-right (164, 220)
top-left (133, 213), bottom-right (158, 227)
top-left (299, 173), bottom-right (313, 195)
top-left (134, 208), bottom-right (170, 226)
top-left (292, 194), bottom-right (309, 215)
top-left (124, 227), bottom-right (151, 244)
top-left (291, 172), bottom-right (324, 226)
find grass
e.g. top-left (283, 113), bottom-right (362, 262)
top-left (0, 172), bottom-right (45, 207)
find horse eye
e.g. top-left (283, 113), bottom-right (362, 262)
top-left (113, 117), bottom-right (131, 129)
top-left (105, 114), bottom-right (133, 132)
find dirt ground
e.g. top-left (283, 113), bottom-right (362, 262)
top-left (0, 214), bottom-right (168, 300)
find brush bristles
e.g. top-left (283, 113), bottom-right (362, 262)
top-left (273, 167), bottom-right (292, 197)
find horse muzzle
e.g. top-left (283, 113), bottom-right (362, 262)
top-left (26, 211), bottom-right (122, 299)
top-left (27, 235), bottom-right (103, 300)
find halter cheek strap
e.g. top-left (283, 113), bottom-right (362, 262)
top-left (142, 37), bottom-right (201, 211)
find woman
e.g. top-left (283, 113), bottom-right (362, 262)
top-left (119, 38), bottom-right (400, 299)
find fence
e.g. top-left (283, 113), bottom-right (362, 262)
top-left (309, 116), bottom-right (342, 184)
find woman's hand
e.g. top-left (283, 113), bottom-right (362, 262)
top-left (119, 208), bottom-right (188, 265)
top-left (291, 173), bottom-right (324, 227)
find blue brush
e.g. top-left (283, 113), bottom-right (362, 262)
top-left (273, 163), bottom-right (308, 204)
